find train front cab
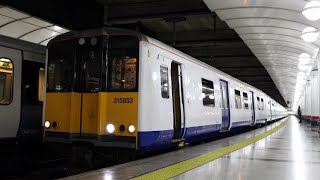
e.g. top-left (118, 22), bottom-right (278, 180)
top-left (44, 32), bottom-right (141, 151)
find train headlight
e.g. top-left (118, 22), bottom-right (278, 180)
top-left (128, 125), bottom-right (135, 133)
top-left (44, 121), bottom-right (50, 128)
top-left (106, 124), bottom-right (115, 133)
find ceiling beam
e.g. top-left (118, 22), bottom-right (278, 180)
top-left (215, 66), bottom-right (265, 69)
top-left (108, 9), bottom-right (214, 24)
top-left (158, 30), bottom-right (238, 44)
top-left (166, 39), bottom-right (246, 48)
top-left (195, 54), bottom-right (255, 58)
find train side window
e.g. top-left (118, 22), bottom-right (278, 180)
top-left (201, 78), bottom-right (214, 107)
top-left (234, 89), bottom-right (241, 109)
top-left (261, 98), bottom-right (264, 110)
top-left (257, 97), bottom-right (261, 110)
top-left (243, 92), bottom-right (249, 109)
top-left (160, 66), bottom-right (169, 99)
top-left (38, 68), bottom-right (45, 102)
top-left (0, 58), bottom-right (13, 105)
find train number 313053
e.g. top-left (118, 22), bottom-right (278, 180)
top-left (113, 98), bottom-right (133, 103)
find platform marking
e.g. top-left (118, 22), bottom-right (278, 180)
top-left (131, 117), bottom-right (289, 180)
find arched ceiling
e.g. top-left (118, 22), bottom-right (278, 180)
top-left (0, 6), bottom-right (69, 45)
top-left (203, 0), bottom-right (319, 106)
top-left (2, 0), bottom-right (291, 106)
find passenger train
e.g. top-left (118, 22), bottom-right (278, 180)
top-left (43, 27), bottom-right (287, 154)
top-left (0, 36), bottom-right (45, 174)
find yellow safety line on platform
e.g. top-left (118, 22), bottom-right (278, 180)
top-left (131, 117), bottom-right (289, 180)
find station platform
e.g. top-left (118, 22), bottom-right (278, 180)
top-left (64, 116), bottom-right (320, 180)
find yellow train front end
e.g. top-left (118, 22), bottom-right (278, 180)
top-left (43, 29), bottom-right (141, 151)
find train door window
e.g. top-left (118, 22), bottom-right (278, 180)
top-left (261, 98), bottom-right (264, 110)
top-left (234, 89), bottom-right (241, 109)
top-left (160, 66), bottom-right (169, 99)
top-left (38, 68), bottom-right (45, 102)
top-left (202, 78), bottom-right (214, 106)
top-left (0, 58), bottom-right (13, 105)
top-left (22, 61), bottom-right (45, 105)
top-left (243, 92), bottom-right (249, 109)
top-left (257, 97), bottom-right (261, 110)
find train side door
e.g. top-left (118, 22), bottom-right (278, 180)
top-left (170, 61), bottom-right (185, 141)
top-left (19, 61), bottom-right (45, 140)
top-left (220, 79), bottom-right (230, 131)
top-left (0, 47), bottom-right (21, 138)
top-left (250, 91), bottom-right (255, 125)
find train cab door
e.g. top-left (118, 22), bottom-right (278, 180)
top-left (78, 42), bottom-right (103, 138)
top-left (250, 91), bottom-right (255, 125)
top-left (170, 61), bottom-right (185, 141)
top-left (220, 80), bottom-right (230, 131)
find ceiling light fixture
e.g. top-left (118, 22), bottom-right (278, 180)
top-left (302, 1), bottom-right (320, 21)
top-left (301, 27), bottom-right (320, 42)
top-left (298, 53), bottom-right (311, 64)
top-left (297, 72), bottom-right (306, 78)
top-left (298, 64), bottom-right (310, 71)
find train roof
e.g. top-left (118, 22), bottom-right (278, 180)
top-left (47, 27), bottom-right (148, 47)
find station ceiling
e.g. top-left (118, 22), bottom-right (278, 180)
top-left (2, 0), bottom-right (287, 106)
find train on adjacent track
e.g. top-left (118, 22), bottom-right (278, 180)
top-left (43, 27), bottom-right (287, 156)
top-left (0, 36), bottom-right (45, 174)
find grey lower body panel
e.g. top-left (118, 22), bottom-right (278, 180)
top-left (44, 131), bottom-right (136, 149)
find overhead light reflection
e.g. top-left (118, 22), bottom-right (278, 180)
top-left (103, 174), bottom-right (113, 180)
top-left (291, 119), bottom-right (306, 180)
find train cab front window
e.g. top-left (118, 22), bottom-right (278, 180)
top-left (0, 58), bottom-right (13, 105)
top-left (107, 36), bottom-right (139, 91)
top-left (47, 40), bottom-right (75, 92)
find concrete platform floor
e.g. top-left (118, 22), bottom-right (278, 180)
top-left (64, 116), bottom-right (320, 180)
top-left (172, 116), bottom-right (320, 180)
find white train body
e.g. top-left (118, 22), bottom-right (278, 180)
top-left (137, 36), bottom-right (287, 150)
top-left (43, 28), bottom-right (287, 151)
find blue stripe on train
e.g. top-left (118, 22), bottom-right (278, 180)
top-left (138, 119), bottom-right (267, 151)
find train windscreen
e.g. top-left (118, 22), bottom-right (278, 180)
top-left (107, 36), bottom-right (139, 92)
top-left (47, 40), bottom-right (75, 92)
top-left (47, 35), bottom-right (139, 92)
